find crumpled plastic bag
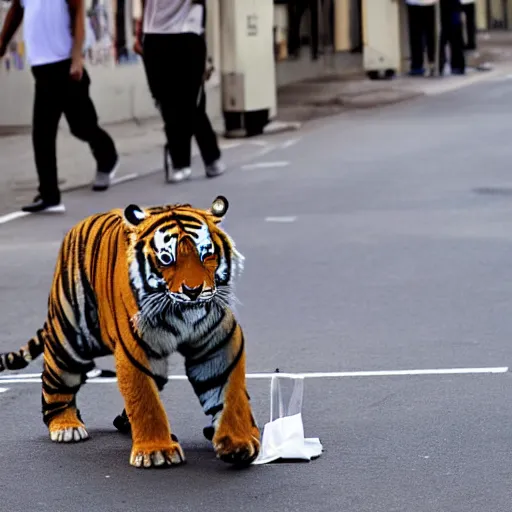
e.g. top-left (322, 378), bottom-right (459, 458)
top-left (252, 374), bottom-right (323, 465)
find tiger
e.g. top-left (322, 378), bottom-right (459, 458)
top-left (0, 196), bottom-right (260, 468)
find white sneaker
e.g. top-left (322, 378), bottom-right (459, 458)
top-left (168, 167), bottom-right (192, 183)
top-left (205, 160), bottom-right (226, 178)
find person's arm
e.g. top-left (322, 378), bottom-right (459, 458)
top-left (67, 0), bottom-right (86, 79)
top-left (0, 0), bottom-right (24, 57)
top-left (133, 0), bottom-right (145, 55)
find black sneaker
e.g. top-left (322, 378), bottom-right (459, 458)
top-left (21, 196), bottom-right (65, 213)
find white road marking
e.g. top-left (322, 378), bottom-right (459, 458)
top-left (280, 138), bottom-right (301, 149)
top-left (0, 367), bottom-right (507, 385)
top-left (219, 141), bottom-right (242, 150)
top-left (242, 161), bottom-right (290, 170)
top-left (0, 387), bottom-right (9, 393)
top-left (265, 216), bottom-right (297, 223)
top-left (0, 211), bottom-right (30, 225)
top-left (111, 173), bottom-right (139, 185)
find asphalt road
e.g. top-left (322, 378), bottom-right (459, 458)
top-left (2, 77), bottom-right (512, 512)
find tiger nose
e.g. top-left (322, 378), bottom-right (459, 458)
top-left (182, 283), bottom-right (203, 301)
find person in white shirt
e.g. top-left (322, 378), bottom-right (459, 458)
top-left (405, 0), bottom-right (438, 77)
top-left (460, 0), bottom-right (476, 51)
top-left (0, 0), bottom-right (119, 214)
top-left (131, 0), bottom-right (225, 183)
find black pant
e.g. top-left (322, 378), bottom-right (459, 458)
top-left (439, 0), bottom-right (466, 73)
top-left (461, 2), bottom-right (476, 50)
top-left (31, 59), bottom-right (117, 203)
top-left (142, 33), bottom-right (221, 170)
top-left (287, 0), bottom-right (319, 60)
top-left (407, 4), bottom-right (436, 71)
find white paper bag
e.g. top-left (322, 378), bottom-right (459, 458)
top-left (252, 374), bottom-right (323, 465)
top-left (181, 4), bottom-right (204, 35)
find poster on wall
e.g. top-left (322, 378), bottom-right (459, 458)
top-left (84, 0), bottom-right (139, 66)
top-left (0, 0), bottom-right (25, 71)
top-left (0, 0), bottom-right (139, 72)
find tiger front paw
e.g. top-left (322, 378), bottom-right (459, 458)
top-left (213, 429), bottom-right (260, 466)
top-left (130, 441), bottom-right (186, 469)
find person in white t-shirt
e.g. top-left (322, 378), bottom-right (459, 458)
top-left (405, 0), bottom-right (438, 76)
top-left (130, 0), bottom-right (225, 184)
top-left (0, 0), bottom-right (119, 214)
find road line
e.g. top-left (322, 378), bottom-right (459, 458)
top-left (280, 138), bottom-right (301, 149)
top-left (219, 141), bottom-right (242, 150)
top-left (242, 161), bottom-right (290, 170)
top-left (0, 387), bottom-right (9, 393)
top-left (111, 172), bottom-right (139, 185)
top-left (265, 216), bottom-right (297, 223)
top-left (0, 367), bottom-right (507, 385)
top-left (0, 211), bottom-right (30, 225)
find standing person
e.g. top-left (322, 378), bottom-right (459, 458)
top-left (460, 0), bottom-right (476, 51)
top-left (132, 0), bottom-right (225, 183)
top-left (0, 0), bottom-right (119, 214)
top-left (405, 0), bottom-right (437, 77)
top-left (439, 0), bottom-right (466, 75)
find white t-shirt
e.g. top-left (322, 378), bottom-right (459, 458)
top-left (21, 0), bottom-right (73, 66)
top-left (143, 0), bottom-right (205, 35)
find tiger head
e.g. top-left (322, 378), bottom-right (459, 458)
top-left (122, 196), bottom-right (243, 324)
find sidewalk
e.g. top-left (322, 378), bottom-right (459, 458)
top-left (1, 31), bottom-right (511, 215)
top-left (277, 31), bottom-right (512, 123)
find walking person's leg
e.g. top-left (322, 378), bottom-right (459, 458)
top-left (22, 61), bottom-right (67, 213)
top-left (194, 69), bottom-right (225, 178)
top-left (143, 33), bottom-right (206, 183)
top-left (449, 8), bottom-right (466, 74)
top-left (62, 65), bottom-right (119, 191)
top-left (439, 1), bottom-right (450, 75)
top-left (462, 2), bottom-right (476, 50)
top-left (423, 4), bottom-right (437, 76)
top-left (407, 5), bottom-right (425, 75)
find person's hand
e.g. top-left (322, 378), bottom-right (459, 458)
top-left (203, 57), bottom-right (214, 82)
top-left (133, 37), bottom-right (143, 56)
top-left (133, 19), bottom-right (143, 56)
top-left (70, 54), bottom-right (84, 80)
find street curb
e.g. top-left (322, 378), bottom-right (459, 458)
top-left (420, 65), bottom-right (509, 96)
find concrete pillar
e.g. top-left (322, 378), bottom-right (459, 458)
top-left (334, 0), bottom-right (351, 51)
top-left (475, 0), bottom-right (489, 30)
top-left (219, 0), bottom-right (277, 137)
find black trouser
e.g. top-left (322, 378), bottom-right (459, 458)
top-left (31, 59), bottom-right (118, 204)
top-left (142, 33), bottom-right (221, 170)
top-left (461, 2), bottom-right (476, 50)
top-left (287, 0), bottom-right (319, 60)
top-left (407, 4), bottom-right (436, 72)
top-left (439, 0), bottom-right (466, 73)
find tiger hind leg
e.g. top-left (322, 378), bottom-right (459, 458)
top-left (42, 357), bottom-right (91, 443)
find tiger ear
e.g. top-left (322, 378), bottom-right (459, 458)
top-left (124, 204), bottom-right (147, 226)
top-left (209, 195), bottom-right (229, 218)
